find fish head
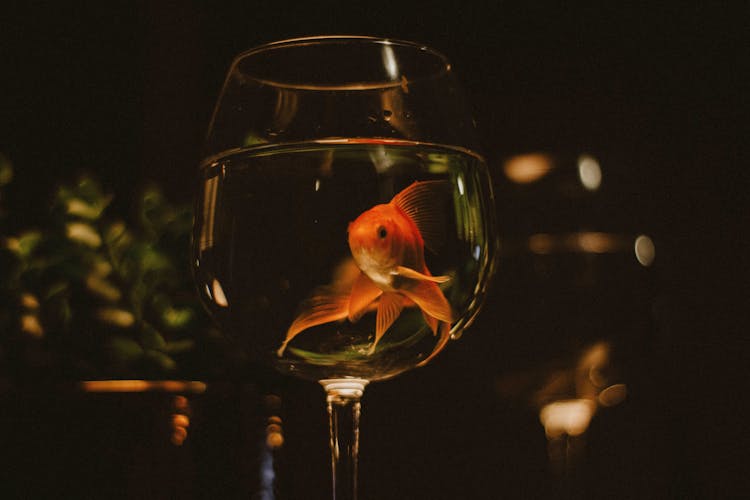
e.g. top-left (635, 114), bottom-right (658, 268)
top-left (347, 204), bottom-right (401, 273)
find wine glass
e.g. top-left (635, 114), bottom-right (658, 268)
top-left (192, 36), bottom-right (496, 499)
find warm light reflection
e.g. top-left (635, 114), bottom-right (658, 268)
top-left (379, 87), bottom-right (417, 137)
top-left (577, 154), bottom-right (602, 191)
top-left (598, 384), bottom-right (628, 407)
top-left (528, 232), bottom-right (629, 254)
top-left (539, 399), bottom-right (596, 438)
top-left (381, 42), bottom-right (399, 80)
top-left (272, 89), bottom-right (299, 132)
top-left (211, 279), bottom-right (229, 307)
top-left (634, 234), bottom-right (656, 266)
top-left (503, 153), bottom-right (553, 184)
top-left (171, 395), bottom-right (192, 446)
top-left (528, 233), bottom-right (554, 254)
top-left (80, 380), bottom-right (207, 393)
top-left (20, 293), bottom-right (40, 309)
top-left (264, 394), bottom-right (284, 450)
top-left (531, 342), bottom-right (628, 443)
top-left (369, 145), bottom-right (395, 173)
top-left (20, 314), bottom-right (44, 338)
top-left (576, 342), bottom-right (611, 401)
top-left (576, 232), bottom-right (618, 253)
top-left (199, 174), bottom-right (218, 251)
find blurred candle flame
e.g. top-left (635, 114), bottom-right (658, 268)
top-left (539, 399), bottom-right (596, 438)
top-left (503, 153), bottom-right (553, 184)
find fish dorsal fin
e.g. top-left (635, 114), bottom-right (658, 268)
top-left (390, 180), bottom-right (450, 254)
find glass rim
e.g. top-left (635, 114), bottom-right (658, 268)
top-left (228, 35), bottom-right (453, 91)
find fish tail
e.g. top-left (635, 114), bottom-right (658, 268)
top-left (417, 320), bottom-right (452, 367)
top-left (422, 310), bottom-right (439, 336)
top-left (277, 290), bottom-right (350, 356)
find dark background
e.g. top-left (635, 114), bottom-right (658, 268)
top-left (1, 1), bottom-right (746, 498)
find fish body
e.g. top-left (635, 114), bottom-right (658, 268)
top-left (347, 203), bottom-right (425, 290)
top-left (278, 181), bottom-right (454, 365)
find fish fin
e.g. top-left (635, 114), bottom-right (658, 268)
top-left (330, 258), bottom-right (363, 293)
top-left (277, 290), bottom-right (349, 356)
top-left (368, 292), bottom-right (404, 355)
top-left (348, 272), bottom-right (383, 323)
top-left (417, 321), bottom-right (452, 366)
top-left (390, 180), bottom-right (450, 254)
top-left (422, 310), bottom-right (439, 335)
top-left (395, 265), bottom-right (450, 283)
top-left (401, 280), bottom-right (454, 324)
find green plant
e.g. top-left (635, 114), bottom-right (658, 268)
top-left (0, 156), bottom-right (229, 380)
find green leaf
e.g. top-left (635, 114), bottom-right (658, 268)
top-left (65, 222), bottom-right (102, 248)
top-left (65, 198), bottom-right (106, 220)
top-left (44, 281), bottom-right (69, 300)
top-left (139, 186), bottom-right (169, 236)
top-left (104, 221), bottom-right (129, 246)
top-left (84, 274), bottom-right (121, 302)
top-left (162, 306), bottom-right (194, 330)
top-left (144, 349), bottom-right (177, 372)
top-left (107, 336), bottom-right (144, 363)
top-left (140, 322), bottom-right (166, 350)
top-left (163, 339), bottom-right (195, 354)
top-left (16, 231), bottom-right (42, 257)
top-left (139, 246), bottom-right (171, 273)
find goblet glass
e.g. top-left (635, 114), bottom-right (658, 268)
top-left (192, 36), bottom-right (496, 499)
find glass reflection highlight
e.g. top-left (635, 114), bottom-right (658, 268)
top-left (212, 279), bottom-right (229, 307)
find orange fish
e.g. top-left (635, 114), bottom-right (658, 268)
top-left (277, 181), bottom-right (454, 365)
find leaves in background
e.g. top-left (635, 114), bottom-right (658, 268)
top-left (0, 156), bottom-right (219, 380)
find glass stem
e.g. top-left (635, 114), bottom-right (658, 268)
top-left (320, 378), bottom-right (368, 500)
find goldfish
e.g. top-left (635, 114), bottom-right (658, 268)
top-left (277, 181), bottom-right (454, 366)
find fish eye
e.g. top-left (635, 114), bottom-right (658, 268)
top-left (377, 226), bottom-right (387, 239)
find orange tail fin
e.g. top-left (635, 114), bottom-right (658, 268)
top-left (417, 321), bottom-right (451, 367)
top-left (277, 291), bottom-right (350, 356)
